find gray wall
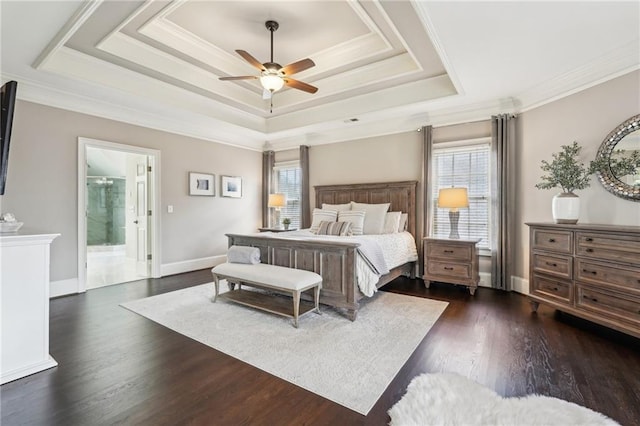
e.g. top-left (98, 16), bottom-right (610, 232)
top-left (2, 70), bottom-right (637, 286)
top-left (516, 70), bottom-right (640, 278)
top-left (0, 100), bottom-right (261, 282)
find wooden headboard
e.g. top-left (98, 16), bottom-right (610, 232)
top-left (314, 181), bottom-right (418, 238)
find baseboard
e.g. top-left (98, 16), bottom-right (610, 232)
top-left (511, 276), bottom-right (529, 295)
top-left (50, 278), bottom-right (80, 298)
top-left (161, 255), bottom-right (226, 277)
top-left (478, 272), bottom-right (491, 288)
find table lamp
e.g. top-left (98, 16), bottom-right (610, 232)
top-left (268, 193), bottom-right (286, 228)
top-left (437, 187), bottom-right (469, 239)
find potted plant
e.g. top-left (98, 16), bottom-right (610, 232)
top-left (282, 218), bottom-right (291, 230)
top-left (535, 141), bottom-right (602, 224)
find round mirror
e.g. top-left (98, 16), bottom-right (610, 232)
top-left (596, 114), bottom-right (640, 201)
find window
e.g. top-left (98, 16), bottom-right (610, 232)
top-left (431, 139), bottom-right (491, 250)
top-left (273, 160), bottom-right (302, 229)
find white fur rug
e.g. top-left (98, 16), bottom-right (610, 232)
top-left (121, 283), bottom-right (448, 415)
top-left (388, 372), bottom-right (619, 426)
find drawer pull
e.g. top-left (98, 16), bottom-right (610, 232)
top-left (585, 248), bottom-right (594, 253)
top-left (583, 295), bottom-right (598, 303)
top-left (552, 287), bottom-right (559, 291)
top-left (582, 269), bottom-right (597, 275)
top-left (548, 238), bottom-right (556, 243)
top-left (443, 250), bottom-right (454, 254)
top-left (444, 267), bottom-right (454, 271)
top-left (585, 237), bottom-right (593, 242)
top-left (545, 262), bottom-right (558, 267)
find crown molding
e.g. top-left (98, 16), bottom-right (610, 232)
top-left (517, 40), bottom-right (640, 112)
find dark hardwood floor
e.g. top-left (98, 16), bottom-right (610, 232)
top-left (2, 271), bottom-right (639, 425)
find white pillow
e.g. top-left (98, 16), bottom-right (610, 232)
top-left (338, 210), bottom-right (366, 236)
top-left (322, 203), bottom-right (351, 212)
top-left (350, 202), bottom-right (390, 234)
top-left (382, 212), bottom-right (402, 234)
top-left (310, 208), bottom-right (338, 233)
top-left (398, 213), bottom-right (408, 232)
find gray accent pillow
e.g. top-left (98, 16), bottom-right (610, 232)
top-left (350, 202), bottom-right (390, 234)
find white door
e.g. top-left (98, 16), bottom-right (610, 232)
top-left (135, 160), bottom-right (150, 276)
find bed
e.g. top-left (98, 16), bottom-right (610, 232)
top-left (226, 180), bottom-right (418, 320)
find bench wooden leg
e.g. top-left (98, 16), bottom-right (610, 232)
top-left (292, 290), bottom-right (300, 328)
top-left (212, 274), bottom-right (220, 303)
top-left (313, 285), bottom-right (321, 315)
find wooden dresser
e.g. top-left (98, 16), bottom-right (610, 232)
top-left (423, 237), bottom-right (480, 295)
top-left (527, 223), bottom-right (640, 339)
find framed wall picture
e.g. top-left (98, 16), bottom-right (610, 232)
top-left (221, 175), bottom-right (242, 198)
top-left (189, 172), bottom-right (215, 196)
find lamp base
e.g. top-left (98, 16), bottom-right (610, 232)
top-left (449, 210), bottom-right (460, 239)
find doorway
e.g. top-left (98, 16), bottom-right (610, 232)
top-left (78, 138), bottom-right (161, 292)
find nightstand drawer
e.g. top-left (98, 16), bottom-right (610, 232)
top-left (532, 253), bottom-right (572, 279)
top-left (532, 229), bottom-right (572, 254)
top-left (426, 260), bottom-right (471, 280)
top-left (426, 242), bottom-right (472, 262)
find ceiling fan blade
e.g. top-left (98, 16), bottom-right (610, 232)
top-left (283, 78), bottom-right (318, 94)
top-left (236, 50), bottom-right (266, 71)
top-left (219, 76), bottom-right (258, 81)
top-left (280, 58), bottom-right (315, 76)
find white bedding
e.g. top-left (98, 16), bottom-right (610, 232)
top-left (259, 230), bottom-right (418, 297)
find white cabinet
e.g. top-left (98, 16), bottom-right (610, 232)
top-left (1, 231), bottom-right (59, 384)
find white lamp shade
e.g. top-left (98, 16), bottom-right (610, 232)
top-left (260, 74), bottom-right (284, 92)
top-left (268, 193), bottom-right (286, 208)
top-left (438, 187), bottom-right (469, 209)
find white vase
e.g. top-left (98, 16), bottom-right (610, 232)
top-left (552, 192), bottom-right (580, 224)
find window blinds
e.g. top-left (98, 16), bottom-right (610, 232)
top-left (431, 142), bottom-right (491, 249)
top-left (273, 161), bottom-right (302, 229)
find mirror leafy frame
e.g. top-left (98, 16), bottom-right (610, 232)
top-left (595, 114), bottom-right (640, 202)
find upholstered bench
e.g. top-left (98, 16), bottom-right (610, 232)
top-left (211, 263), bottom-right (322, 328)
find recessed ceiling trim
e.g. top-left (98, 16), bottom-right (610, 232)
top-left (41, 46), bottom-right (266, 132)
top-left (33, 0), bottom-right (103, 70)
top-left (410, 1), bottom-right (464, 95)
top-left (97, 32), bottom-right (266, 112)
top-left (267, 74), bottom-right (456, 133)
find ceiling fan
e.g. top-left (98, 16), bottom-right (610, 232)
top-left (219, 20), bottom-right (318, 99)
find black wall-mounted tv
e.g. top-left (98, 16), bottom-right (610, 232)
top-left (1, 80), bottom-right (18, 195)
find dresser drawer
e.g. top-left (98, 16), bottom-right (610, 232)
top-left (576, 284), bottom-right (640, 327)
top-left (426, 242), bottom-right (472, 262)
top-left (531, 229), bottom-right (572, 254)
top-left (575, 259), bottom-right (640, 296)
top-left (426, 260), bottom-right (471, 281)
top-left (532, 253), bottom-right (572, 279)
top-left (576, 232), bottom-right (640, 264)
top-left (531, 274), bottom-right (571, 304)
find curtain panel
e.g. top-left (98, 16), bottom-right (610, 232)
top-left (421, 125), bottom-right (433, 276)
top-left (262, 150), bottom-right (275, 227)
top-left (491, 114), bottom-right (517, 290)
top-left (300, 145), bottom-right (311, 228)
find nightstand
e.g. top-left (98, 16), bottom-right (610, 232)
top-left (423, 237), bottom-right (480, 295)
top-left (258, 227), bottom-right (296, 233)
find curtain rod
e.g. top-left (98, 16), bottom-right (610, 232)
top-left (417, 114), bottom-right (517, 131)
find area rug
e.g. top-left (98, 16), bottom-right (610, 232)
top-left (388, 372), bottom-right (620, 425)
top-left (121, 284), bottom-right (448, 415)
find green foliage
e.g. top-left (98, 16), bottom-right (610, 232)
top-left (535, 142), bottom-right (602, 194)
top-left (282, 218), bottom-right (291, 225)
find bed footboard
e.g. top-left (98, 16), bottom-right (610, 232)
top-left (226, 234), bottom-right (361, 318)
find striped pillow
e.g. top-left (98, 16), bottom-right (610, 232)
top-left (310, 208), bottom-right (338, 233)
top-left (338, 210), bottom-right (366, 236)
top-left (316, 220), bottom-right (352, 236)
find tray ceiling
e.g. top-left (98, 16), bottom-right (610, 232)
top-left (1, 1), bottom-right (638, 151)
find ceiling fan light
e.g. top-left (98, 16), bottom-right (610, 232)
top-left (260, 74), bottom-right (284, 92)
